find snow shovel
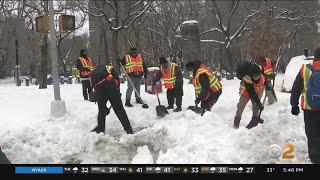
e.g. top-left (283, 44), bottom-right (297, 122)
top-left (187, 104), bottom-right (205, 116)
top-left (156, 92), bottom-right (168, 118)
top-left (246, 91), bottom-right (267, 129)
top-left (119, 63), bottom-right (148, 109)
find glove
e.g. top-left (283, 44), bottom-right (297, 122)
top-left (291, 106), bottom-right (300, 116)
top-left (258, 102), bottom-right (264, 111)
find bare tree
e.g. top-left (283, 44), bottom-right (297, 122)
top-left (248, 0), bottom-right (320, 73)
top-left (78, 0), bottom-right (161, 71)
top-left (200, 0), bottom-right (264, 78)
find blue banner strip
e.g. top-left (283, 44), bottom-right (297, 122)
top-left (15, 167), bottom-right (63, 174)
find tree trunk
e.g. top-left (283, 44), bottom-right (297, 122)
top-left (112, 30), bottom-right (120, 72)
top-left (57, 45), bottom-right (67, 76)
top-left (39, 35), bottom-right (48, 89)
top-left (0, 53), bottom-right (8, 79)
top-left (225, 46), bottom-right (234, 79)
top-left (103, 28), bottom-right (110, 65)
top-left (0, 70), bottom-right (5, 79)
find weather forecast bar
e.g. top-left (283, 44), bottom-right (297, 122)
top-left (0, 165), bottom-right (315, 176)
top-left (15, 167), bottom-right (63, 174)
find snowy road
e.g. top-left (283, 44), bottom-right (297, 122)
top-left (0, 75), bottom-right (311, 164)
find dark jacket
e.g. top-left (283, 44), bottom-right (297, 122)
top-left (120, 55), bottom-right (148, 78)
top-left (0, 147), bottom-right (11, 164)
top-left (290, 70), bottom-right (303, 107)
top-left (237, 62), bottom-right (262, 105)
top-left (154, 64), bottom-right (183, 89)
top-left (90, 65), bottom-right (120, 95)
top-left (290, 60), bottom-right (320, 108)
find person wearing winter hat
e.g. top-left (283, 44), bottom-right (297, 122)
top-left (255, 56), bottom-right (277, 105)
top-left (76, 48), bottom-right (94, 100)
top-left (119, 47), bottom-right (148, 107)
top-left (290, 47), bottom-right (320, 164)
top-left (234, 61), bottom-right (265, 129)
top-left (154, 57), bottom-right (183, 112)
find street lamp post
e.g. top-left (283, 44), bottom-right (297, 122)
top-left (48, 0), bottom-right (66, 118)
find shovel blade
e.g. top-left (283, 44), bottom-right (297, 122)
top-left (187, 106), bottom-right (204, 115)
top-left (156, 105), bottom-right (169, 118)
top-left (142, 103), bottom-right (149, 109)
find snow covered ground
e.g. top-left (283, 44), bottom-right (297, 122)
top-left (0, 75), bottom-right (311, 164)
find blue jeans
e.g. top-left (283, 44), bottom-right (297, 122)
top-left (126, 76), bottom-right (141, 101)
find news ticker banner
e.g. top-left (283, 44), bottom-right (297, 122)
top-left (0, 165), bottom-right (318, 176)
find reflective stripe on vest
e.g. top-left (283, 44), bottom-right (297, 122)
top-left (193, 64), bottom-right (222, 97)
top-left (240, 75), bottom-right (265, 97)
top-left (301, 64), bottom-right (313, 110)
top-left (125, 54), bottom-right (143, 73)
top-left (264, 58), bottom-right (273, 73)
top-left (79, 57), bottom-right (93, 77)
top-left (94, 65), bottom-right (119, 88)
top-left (106, 65), bottom-right (113, 75)
top-left (160, 63), bottom-right (177, 89)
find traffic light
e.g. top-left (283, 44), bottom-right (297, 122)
top-left (35, 14), bottom-right (49, 33)
top-left (59, 14), bottom-right (75, 32)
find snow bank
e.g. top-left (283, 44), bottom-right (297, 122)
top-left (131, 145), bottom-right (153, 164)
top-left (0, 75), bottom-right (311, 164)
top-left (182, 20), bottom-right (198, 25)
top-left (282, 55), bottom-right (313, 92)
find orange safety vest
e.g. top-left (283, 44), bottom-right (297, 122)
top-left (260, 58), bottom-right (274, 81)
top-left (160, 63), bottom-right (177, 89)
top-left (240, 74), bottom-right (265, 98)
top-left (125, 54), bottom-right (143, 74)
top-left (193, 64), bottom-right (222, 98)
top-left (78, 57), bottom-right (93, 78)
top-left (299, 61), bottom-right (320, 110)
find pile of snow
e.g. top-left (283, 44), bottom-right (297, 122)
top-left (147, 67), bottom-right (160, 71)
top-left (131, 145), bottom-right (153, 164)
top-left (182, 20), bottom-right (198, 25)
top-left (282, 55), bottom-right (313, 92)
top-left (0, 75), bottom-right (311, 164)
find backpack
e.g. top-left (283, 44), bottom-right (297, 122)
top-left (306, 64), bottom-right (320, 109)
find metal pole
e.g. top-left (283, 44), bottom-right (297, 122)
top-left (48, 0), bottom-right (61, 101)
top-left (15, 38), bottom-right (20, 86)
top-left (48, 0), bottom-right (66, 118)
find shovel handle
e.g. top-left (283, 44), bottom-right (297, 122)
top-left (156, 92), bottom-right (161, 105)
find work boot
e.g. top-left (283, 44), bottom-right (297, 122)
top-left (246, 118), bottom-right (259, 129)
top-left (136, 99), bottom-right (143, 104)
top-left (91, 126), bottom-right (104, 134)
top-left (257, 118), bottom-right (264, 124)
top-left (233, 116), bottom-right (241, 129)
top-left (125, 100), bottom-right (133, 107)
top-left (173, 106), bottom-right (182, 112)
top-left (166, 105), bottom-right (174, 109)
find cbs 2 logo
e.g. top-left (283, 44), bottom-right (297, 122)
top-left (281, 144), bottom-right (295, 159)
top-left (269, 144), bottom-right (295, 160)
